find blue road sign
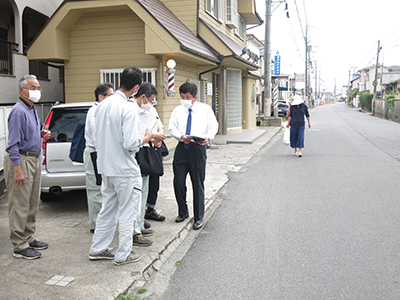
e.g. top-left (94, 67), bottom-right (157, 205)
top-left (274, 51), bottom-right (281, 75)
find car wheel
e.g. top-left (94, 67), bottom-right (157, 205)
top-left (40, 192), bottom-right (56, 202)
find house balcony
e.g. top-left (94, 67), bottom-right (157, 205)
top-left (0, 39), bottom-right (18, 76)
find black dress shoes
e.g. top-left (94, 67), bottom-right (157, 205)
top-left (145, 209), bottom-right (166, 222)
top-left (175, 213), bottom-right (189, 223)
top-left (144, 220), bottom-right (151, 229)
top-left (193, 219), bottom-right (203, 230)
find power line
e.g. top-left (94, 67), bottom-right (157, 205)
top-left (382, 37), bottom-right (400, 48)
top-left (381, 25), bottom-right (400, 44)
top-left (356, 43), bottom-right (377, 70)
top-left (286, 3), bottom-right (304, 62)
top-left (302, 0), bottom-right (308, 28)
top-left (293, 0), bottom-right (305, 40)
top-left (383, 43), bottom-right (400, 50)
top-left (365, 53), bottom-right (377, 69)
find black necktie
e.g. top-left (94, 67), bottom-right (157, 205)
top-left (184, 108), bottom-right (192, 150)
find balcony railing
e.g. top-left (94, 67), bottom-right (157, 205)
top-left (0, 39), bottom-right (18, 75)
top-left (29, 60), bottom-right (49, 80)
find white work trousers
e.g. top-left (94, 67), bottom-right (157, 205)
top-left (133, 175), bottom-right (149, 236)
top-left (90, 175), bottom-right (142, 263)
top-left (83, 147), bottom-right (102, 230)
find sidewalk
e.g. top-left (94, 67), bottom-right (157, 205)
top-left (0, 126), bottom-right (281, 300)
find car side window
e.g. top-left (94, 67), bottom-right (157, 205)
top-left (48, 108), bottom-right (89, 143)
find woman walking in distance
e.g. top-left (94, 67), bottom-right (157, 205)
top-left (286, 95), bottom-right (311, 157)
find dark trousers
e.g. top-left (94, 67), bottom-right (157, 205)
top-left (146, 174), bottom-right (160, 209)
top-left (290, 125), bottom-right (305, 149)
top-left (173, 142), bottom-right (206, 221)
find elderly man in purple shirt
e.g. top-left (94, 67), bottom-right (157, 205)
top-left (3, 75), bottom-right (51, 260)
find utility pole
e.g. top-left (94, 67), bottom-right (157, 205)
top-left (347, 69), bottom-right (351, 101)
top-left (334, 78), bottom-right (336, 100)
top-left (372, 40), bottom-right (381, 116)
top-left (318, 70), bottom-right (321, 103)
top-left (314, 61), bottom-right (317, 105)
top-left (264, 0), bottom-right (272, 119)
top-left (304, 27), bottom-right (308, 105)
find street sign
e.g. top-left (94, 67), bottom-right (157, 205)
top-left (274, 51), bottom-right (281, 75)
top-left (295, 74), bottom-right (305, 81)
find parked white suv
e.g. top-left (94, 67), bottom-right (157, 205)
top-left (41, 102), bottom-right (92, 201)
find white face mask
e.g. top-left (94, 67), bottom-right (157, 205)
top-left (28, 90), bottom-right (41, 103)
top-left (130, 85), bottom-right (140, 98)
top-left (140, 99), bottom-right (152, 112)
top-left (180, 99), bottom-right (193, 109)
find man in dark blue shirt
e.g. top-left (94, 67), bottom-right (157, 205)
top-left (4, 75), bottom-right (51, 260)
top-left (286, 95), bottom-right (311, 157)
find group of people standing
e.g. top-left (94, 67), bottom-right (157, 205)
top-left (87, 67), bottom-right (218, 265)
top-left (5, 66), bottom-right (219, 266)
top-left (4, 69), bottom-right (310, 264)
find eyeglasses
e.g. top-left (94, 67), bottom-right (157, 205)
top-left (23, 87), bottom-right (42, 91)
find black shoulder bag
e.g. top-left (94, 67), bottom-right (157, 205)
top-left (135, 142), bottom-right (164, 176)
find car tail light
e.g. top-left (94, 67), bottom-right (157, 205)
top-left (42, 110), bottom-right (53, 166)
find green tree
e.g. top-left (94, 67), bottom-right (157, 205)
top-left (386, 89), bottom-right (399, 119)
top-left (386, 90), bottom-right (399, 113)
top-left (350, 88), bottom-right (359, 99)
top-left (359, 92), bottom-right (373, 111)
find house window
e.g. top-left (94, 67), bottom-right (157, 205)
top-left (206, 0), bottom-right (224, 22)
top-left (100, 68), bottom-right (157, 89)
top-left (226, 69), bottom-right (242, 129)
top-left (235, 16), bottom-right (245, 39)
top-left (226, 0), bottom-right (238, 28)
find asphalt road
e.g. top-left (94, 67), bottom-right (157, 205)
top-left (155, 103), bottom-right (400, 299)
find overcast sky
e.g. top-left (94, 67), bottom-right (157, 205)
top-left (248, 0), bottom-right (400, 93)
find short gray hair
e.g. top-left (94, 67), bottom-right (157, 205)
top-left (19, 75), bottom-right (37, 89)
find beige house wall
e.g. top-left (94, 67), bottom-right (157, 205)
top-left (198, 0), bottom-right (246, 50)
top-left (63, 8), bottom-right (205, 145)
top-left (64, 10), bottom-right (159, 103)
top-left (242, 76), bottom-right (257, 129)
top-left (160, 0), bottom-right (197, 35)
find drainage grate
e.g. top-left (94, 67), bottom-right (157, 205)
top-left (45, 275), bottom-right (75, 286)
top-left (60, 222), bottom-right (81, 227)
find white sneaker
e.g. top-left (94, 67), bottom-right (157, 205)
top-left (89, 248), bottom-right (115, 260)
top-left (114, 252), bottom-right (141, 266)
top-left (298, 152), bottom-right (302, 157)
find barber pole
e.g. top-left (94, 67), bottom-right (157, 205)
top-left (274, 83), bottom-right (278, 108)
top-left (167, 69), bottom-right (176, 97)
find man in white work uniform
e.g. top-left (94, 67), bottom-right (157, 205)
top-left (88, 67), bottom-right (154, 266)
